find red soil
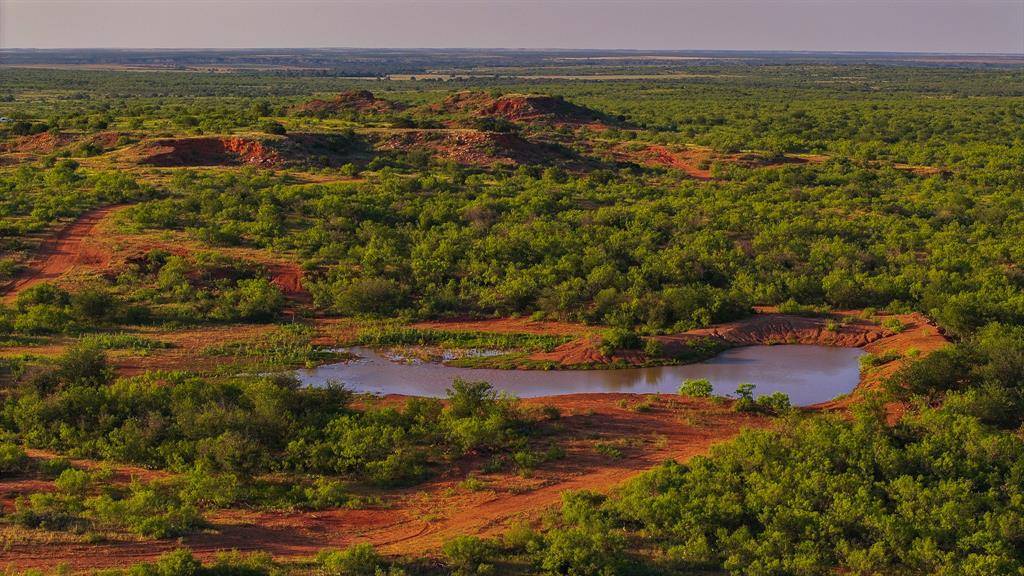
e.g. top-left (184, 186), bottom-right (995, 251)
top-left (1, 205), bottom-right (122, 302)
top-left (0, 131), bottom-right (79, 154)
top-left (2, 394), bottom-right (766, 570)
top-left (88, 131), bottom-right (125, 150)
top-left (635, 144), bottom-right (713, 179)
top-left (373, 129), bottom-right (560, 166)
top-left (618, 145), bottom-right (821, 180)
top-left (268, 262), bottom-right (307, 300)
top-left (292, 90), bottom-right (402, 116)
top-left (434, 92), bottom-right (608, 126)
top-left (135, 136), bottom-right (284, 167)
top-left (665, 312), bottom-right (887, 348)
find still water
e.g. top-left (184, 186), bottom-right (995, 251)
top-left (297, 345), bottom-right (864, 406)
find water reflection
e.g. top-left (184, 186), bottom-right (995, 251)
top-left (297, 345), bottom-right (864, 406)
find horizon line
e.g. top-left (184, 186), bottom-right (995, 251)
top-left (2, 47), bottom-right (1023, 57)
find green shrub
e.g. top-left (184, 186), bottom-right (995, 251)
top-left (132, 549), bottom-right (202, 576)
top-left (316, 543), bottom-right (384, 576)
top-left (300, 477), bottom-right (358, 510)
top-left (859, 349), bottom-right (902, 371)
top-left (14, 470), bottom-right (205, 539)
top-left (211, 278), bottom-right (284, 322)
top-left (679, 378), bottom-right (713, 398)
top-left (332, 277), bottom-right (406, 316)
top-left (37, 457), bottom-right (73, 477)
top-left (70, 286), bottom-right (118, 322)
top-left (56, 342), bottom-right (114, 387)
top-left (732, 382), bottom-right (757, 412)
top-left (755, 391), bottom-right (792, 415)
top-left (594, 442), bottom-right (624, 459)
top-left (15, 283), bottom-right (70, 311)
top-left (599, 329), bottom-right (642, 355)
top-left (259, 121), bottom-right (286, 135)
top-left (442, 535), bottom-right (494, 575)
top-left (882, 317), bottom-right (906, 333)
top-left (777, 299), bottom-right (828, 317)
top-left (643, 338), bottom-right (664, 357)
top-left (540, 525), bottom-right (626, 576)
top-left (13, 303), bottom-right (75, 334)
top-left (0, 442), bottom-right (28, 475)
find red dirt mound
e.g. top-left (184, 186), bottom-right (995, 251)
top-left (135, 136), bottom-right (284, 167)
top-left (87, 131), bottom-right (128, 150)
top-left (292, 90), bottom-right (402, 116)
top-left (132, 134), bottom-right (360, 168)
top-left (0, 131), bottom-right (79, 154)
top-left (631, 145), bottom-right (713, 179)
top-left (373, 129), bottom-right (564, 166)
top-left (268, 261), bottom-right (311, 308)
top-left (436, 92), bottom-right (610, 125)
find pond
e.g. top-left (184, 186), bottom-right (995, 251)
top-left (296, 344), bottom-right (865, 406)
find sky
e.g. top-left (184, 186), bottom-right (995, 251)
top-left (1, 0), bottom-right (1022, 54)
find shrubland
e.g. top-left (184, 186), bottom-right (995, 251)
top-left (0, 63), bottom-right (1022, 572)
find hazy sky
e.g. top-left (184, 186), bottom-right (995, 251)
top-left (2, 0), bottom-right (1022, 53)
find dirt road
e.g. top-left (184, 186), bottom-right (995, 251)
top-left (1, 206), bottom-right (121, 302)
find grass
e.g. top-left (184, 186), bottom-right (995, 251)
top-left (594, 441), bottom-right (625, 459)
top-left (859, 349), bottom-right (902, 371)
top-left (202, 324), bottom-right (338, 368)
top-left (459, 475), bottom-right (489, 492)
top-left (353, 325), bottom-right (571, 352)
top-left (78, 332), bottom-right (172, 352)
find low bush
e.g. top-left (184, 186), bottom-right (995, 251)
top-left (679, 378), bottom-right (713, 398)
top-left (13, 469), bottom-right (206, 538)
top-left (859, 349), bottom-right (902, 371)
top-left (881, 316), bottom-right (906, 333)
top-left (443, 535), bottom-right (495, 576)
top-left (0, 441), bottom-right (28, 475)
top-left (126, 548), bottom-right (277, 576)
top-left (316, 543), bottom-right (385, 576)
top-left (599, 329), bottom-right (642, 355)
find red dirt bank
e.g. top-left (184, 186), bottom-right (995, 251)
top-left (136, 136), bottom-right (284, 167)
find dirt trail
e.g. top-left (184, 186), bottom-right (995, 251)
top-left (0, 205), bottom-right (311, 308)
top-left (1, 206), bottom-right (122, 302)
